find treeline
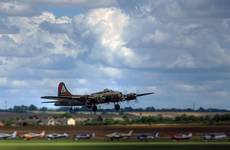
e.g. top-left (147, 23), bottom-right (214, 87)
top-left (0, 105), bottom-right (229, 113)
top-left (84, 114), bottom-right (230, 125)
top-left (0, 105), bottom-right (48, 112)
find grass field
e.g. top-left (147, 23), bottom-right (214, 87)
top-left (0, 140), bottom-right (230, 150)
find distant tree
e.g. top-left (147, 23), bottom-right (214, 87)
top-left (96, 116), bottom-right (103, 122)
top-left (123, 107), bottom-right (133, 112)
top-left (28, 105), bottom-right (38, 111)
top-left (198, 107), bottom-right (205, 112)
top-left (12, 105), bottom-right (27, 112)
top-left (40, 107), bottom-right (48, 112)
top-left (146, 107), bottom-right (155, 112)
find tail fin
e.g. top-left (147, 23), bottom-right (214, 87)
top-left (92, 132), bottom-right (95, 138)
top-left (40, 131), bottom-right (46, 137)
top-left (155, 132), bottom-right (159, 138)
top-left (128, 130), bottom-right (133, 136)
top-left (58, 82), bottom-right (72, 96)
top-left (12, 131), bottom-right (17, 138)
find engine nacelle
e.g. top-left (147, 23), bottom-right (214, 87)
top-left (125, 93), bottom-right (137, 100)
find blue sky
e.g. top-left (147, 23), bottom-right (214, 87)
top-left (0, 0), bottom-right (230, 109)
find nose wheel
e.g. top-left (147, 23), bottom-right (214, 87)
top-left (69, 107), bottom-right (73, 112)
top-left (114, 104), bottom-right (120, 111)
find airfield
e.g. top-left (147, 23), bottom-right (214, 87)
top-left (0, 141), bottom-right (230, 150)
top-left (1, 124), bottom-right (230, 138)
top-left (1, 111), bottom-right (230, 149)
top-left (0, 111), bottom-right (230, 137)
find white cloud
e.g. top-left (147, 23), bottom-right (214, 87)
top-left (78, 78), bottom-right (88, 85)
top-left (0, 0), bottom-right (117, 16)
top-left (99, 66), bottom-right (122, 78)
top-left (74, 7), bottom-right (140, 66)
top-left (174, 82), bottom-right (214, 93)
top-left (11, 80), bottom-right (28, 88)
top-left (168, 53), bottom-right (196, 68)
top-left (144, 30), bottom-right (169, 44)
top-left (0, 12), bottom-right (83, 57)
top-left (0, 1), bottom-right (230, 109)
top-left (0, 77), bottom-right (7, 86)
top-left (210, 91), bottom-right (229, 97)
top-left (0, 1), bottom-right (35, 16)
top-left (0, 78), bottom-right (28, 88)
top-left (35, 0), bottom-right (117, 7)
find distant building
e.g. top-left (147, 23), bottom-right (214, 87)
top-left (46, 117), bottom-right (67, 126)
top-left (0, 121), bottom-right (4, 127)
top-left (113, 117), bottom-right (124, 121)
top-left (67, 118), bottom-right (76, 126)
top-left (75, 118), bottom-right (88, 123)
top-left (47, 118), bottom-right (57, 126)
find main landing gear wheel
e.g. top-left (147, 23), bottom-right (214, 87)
top-left (92, 105), bottom-right (97, 112)
top-left (69, 107), bottom-right (73, 112)
top-left (114, 104), bottom-right (120, 111)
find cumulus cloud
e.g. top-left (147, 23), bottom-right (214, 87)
top-left (0, 1), bottom-right (36, 16)
top-left (73, 8), bottom-right (140, 67)
top-left (119, 0), bottom-right (230, 71)
top-left (99, 66), bottom-right (122, 78)
top-left (0, 12), bottom-right (83, 58)
top-left (0, 0), bottom-right (118, 16)
top-left (0, 0), bottom-right (230, 109)
top-left (143, 30), bottom-right (169, 44)
top-left (36, 0), bottom-right (117, 7)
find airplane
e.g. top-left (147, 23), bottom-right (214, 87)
top-left (46, 133), bottom-right (69, 140)
top-left (203, 133), bottom-right (227, 141)
top-left (105, 130), bottom-right (133, 141)
top-left (21, 131), bottom-right (46, 140)
top-left (137, 132), bottom-right (159, 141)
top-left (75, 132), bottom-right (95, 140)
top-left (171, 132), bottom-right (192, 141)
top-left (41, 82), bottom-right (154, 112)
top-left (0, 131), bottom-right (17, 140)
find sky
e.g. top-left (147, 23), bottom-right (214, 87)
top-left (0, 0), bottom-right (230, 109)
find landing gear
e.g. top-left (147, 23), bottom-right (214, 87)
top-left (69, 107), bottom-right (73, 112)
top-left (92, 105), bottom-right (97, 112)
top-left (69, 107), bottom-right (78, 112)
top-left (114, 104), bottom-right (120, 111)
top-left (74, 107), bottom-right (78, 112)
top-left (87, 105), bottom-right (92, 109)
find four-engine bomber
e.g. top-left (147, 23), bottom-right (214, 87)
top-left (41, 82), bottom-right (154, 112)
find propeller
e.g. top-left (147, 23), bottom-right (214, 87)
top-left (135, 89), bottom-right (139, 103)
top-left (123, 89), bottom-right (154, 103)
top-left (122, 90), bottom-right (130, 104)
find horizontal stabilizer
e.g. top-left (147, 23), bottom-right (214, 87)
top-left (41, 96), bottom-right (73, 100)
top-left (137, 92), bottom-right (154, 97)
top-left (42, 101), bottom-right (58, 103)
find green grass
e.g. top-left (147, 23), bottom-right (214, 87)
top-left (0, 140), bottom-right (230, 150)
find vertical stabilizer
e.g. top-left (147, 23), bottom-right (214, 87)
top-left (12, 131), bottom-right (17, 138)
top-left (40, 131), bottom-right (46, 137)
top-left (58, 82), bottom-right (72, 96)
top-left (128, 130), bottom-right (133, 136)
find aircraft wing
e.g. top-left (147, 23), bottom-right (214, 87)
top-left (136, 92), bottom-right (154, 97)
top-left (41, 95), bottom-right (96, 106)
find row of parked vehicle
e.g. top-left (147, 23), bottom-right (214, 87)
top-left (0, 130), bottom-right (229, 141)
